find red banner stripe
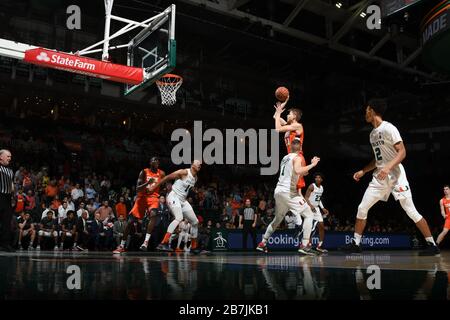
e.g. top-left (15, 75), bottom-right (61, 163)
top-left (24, 48), bottom-right (143, 85)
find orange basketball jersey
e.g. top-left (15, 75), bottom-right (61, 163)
top-left (140, 168), bottom-right (164, 197)
top-left (284, 129), bottom-right (304, 154)
top-left (284, 129), bottom-right (305, 191)
top-left (442, 197), bottom-right (450, 217)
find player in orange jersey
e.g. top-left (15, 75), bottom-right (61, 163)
top-left (273, 95), bottom-right (307, 193)
top-left (437, 185), bottom-right (450, 246)
top-left (113, 157), bottom-right (165, 254)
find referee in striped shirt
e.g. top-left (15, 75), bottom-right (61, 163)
top-left (0, 149), bottom-right (14, 252)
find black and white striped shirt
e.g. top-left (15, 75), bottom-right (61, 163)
top-left (0, 165), bottom-right (13, 194)
top-left (240, 206), bottom-right (256, 221)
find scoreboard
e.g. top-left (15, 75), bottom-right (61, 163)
top-left (381, 0), bottom-right (425, 17)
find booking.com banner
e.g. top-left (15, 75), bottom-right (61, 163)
top-left (216, 230), bottom-right (411, 250)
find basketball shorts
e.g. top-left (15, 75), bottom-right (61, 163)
top-left (274, 192), bottom-right (313, 221)
top-left (167, 191), bottom-right (197, 224)
top-left (444, 217), bottom-right (450, 229)
top-left (130, 195), bottom-right (159, 219)
top-left (312, 207), bottom-right (323, 222)
top-left (364, 164), bottom-right (412, 202)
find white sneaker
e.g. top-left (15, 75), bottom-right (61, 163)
top-left (36, 246), bottom-right (41, 251)
top-left (54, 246), bottom-right (59, 251)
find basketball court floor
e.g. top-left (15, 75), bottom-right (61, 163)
top-left (0, 250), bottom-right (448, 300)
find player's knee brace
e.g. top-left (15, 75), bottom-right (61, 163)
top-left (399, 198), bottom-right (422, 223)
top-left (356, 203), bottom-right (369, 220)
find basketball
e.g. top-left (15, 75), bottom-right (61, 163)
top-left (275, 86), bottom-right (289, 102)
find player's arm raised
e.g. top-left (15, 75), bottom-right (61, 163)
top-left (148, 169), bottom-right (187, 193)
top-left (440, 199), bottom-right (446, 219)
top-left (376, 141), bottom-right (406, 180)
top-left (304, 184), bottom-right (315, 210)
top-left (294, 156), bottom-right (320, 177)
top-left (353, 159), bottom-right (376, 182)
top-left (273, 97), bottom-right (298, 133)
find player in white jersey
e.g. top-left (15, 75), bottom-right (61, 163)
top-left (342, 99), bottom-right (439, 255)
top-left (175, 219), bottom-right (191, 252)
top-left (305, 172), bottom-right (330, 253)
top-left (148, 160), bottom-right (201, 252)
top-left (256, 139), bottom-right (320, 255)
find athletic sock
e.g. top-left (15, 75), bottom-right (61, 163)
top-left (425, 237), bottom-right (436, 245)
top-left (353, 233), bottom-right (362, 246)
top-left (144, 233), bottom-right (151, 242)
top-left (318, 241), bottom-right (323, 247)
top-left (191, 238), bottom-right (198, 249)
top-left (302, 239), bottom-right (309, 247)
top-left (120, 240), bottom-right (126, 247)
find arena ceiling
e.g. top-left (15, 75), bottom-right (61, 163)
top-left (173, 0), bottom-right (444, 81)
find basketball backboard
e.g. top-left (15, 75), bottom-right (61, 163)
top-left (124, 4), bottom-right (176, 96)
top-left (0, 1), bottom-right (177, 96)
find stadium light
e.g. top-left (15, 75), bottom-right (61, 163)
top-left (335, 2), bottom-right (343, 8)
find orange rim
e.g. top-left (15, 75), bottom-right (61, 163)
top-left (156, 73), bottom-right (183, 86)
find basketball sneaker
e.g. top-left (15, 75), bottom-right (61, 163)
top-left (298, 244), bottom-right (318, 256)
top-left (315, 245), bottom-right (328, 254)
top-left (156, 243), bottom-right (173, 252)
top-left (256, 241), bottom-right (268, 253)
top-left (418, 242), bottom-right (440, 256)
top-left (339, 239), bottom-right (362, 253)
top-left (113, 246), bottom-right (126, 254)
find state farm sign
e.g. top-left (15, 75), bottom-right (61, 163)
top-left (24, 48), bottom-right (143, 85)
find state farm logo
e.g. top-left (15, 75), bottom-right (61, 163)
top-left (36, 52), bottom-right (50, 62)
top-left (34, 50), bottom-right (96, 71)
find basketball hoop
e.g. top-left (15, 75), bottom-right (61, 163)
top-left (156, 74), bottom-right (183, 106)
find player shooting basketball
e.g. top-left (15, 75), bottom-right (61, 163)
top-left (273, 94), bottom-right (306, 234)
top-left (273, 95), bottom-right (307, 188)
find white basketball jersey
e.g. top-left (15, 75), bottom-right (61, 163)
top-left (308, 184), bottom-right (323, 208)
top-left (275, 153), bottom-right (299, 195)
top-left (171, 169), bottom-right (197, 200)
top-left (369, 121), bottom-right (403, 169)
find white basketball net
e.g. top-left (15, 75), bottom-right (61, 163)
top-left (156, 74), bottom-right (183, 106)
